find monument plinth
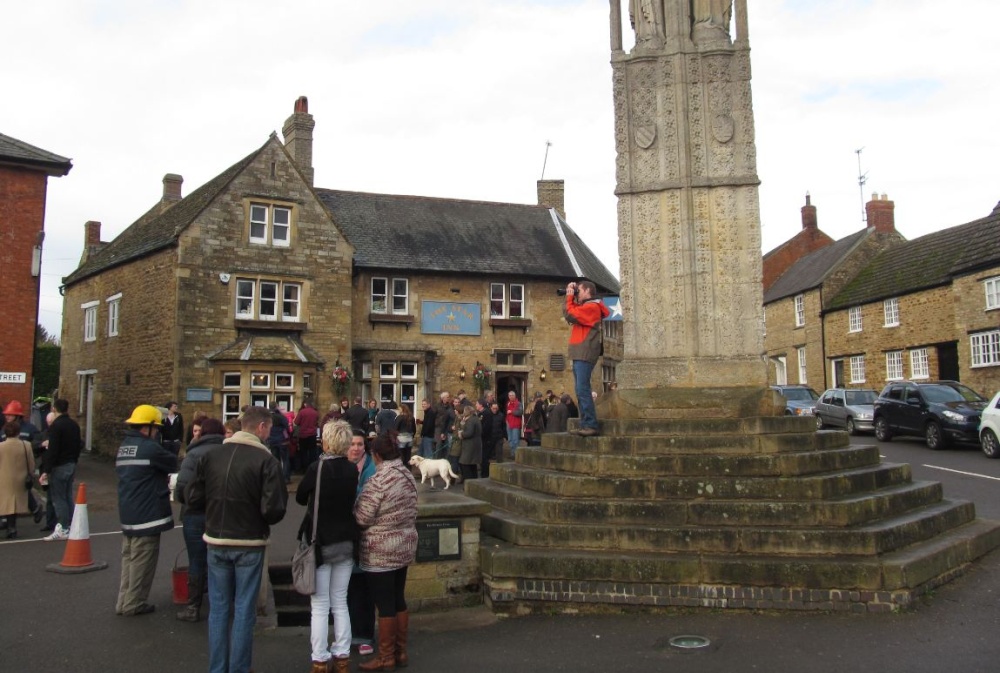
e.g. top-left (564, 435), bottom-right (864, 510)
top-left (468, 0), bottom-right (1000, 614)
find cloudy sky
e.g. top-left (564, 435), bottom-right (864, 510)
top-left (4, 0), bottom-right (999, 338)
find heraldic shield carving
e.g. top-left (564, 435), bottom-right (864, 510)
top-left (634, 124), bottom-right (657, 149)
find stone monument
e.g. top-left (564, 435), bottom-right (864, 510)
top-left (467, 0), bottom-right (1000, 614)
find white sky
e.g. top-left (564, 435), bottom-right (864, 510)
top-left (4, 0), bottom-right (999, 338)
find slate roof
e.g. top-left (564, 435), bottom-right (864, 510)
top-left (316, 189), bottom-right (620, 293)
top-left (763, 229), bottom-right (870, 304)
top-left (0, 132), bottom-right (72, 175)
top-left (207, 334), bottom-right (324, 364)
top-left (62, 145), bottom-right (263, 286)
top-left (828, 201), bottom-right (1000, 310)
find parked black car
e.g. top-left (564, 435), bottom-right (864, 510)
top-left (873, 380), bottom-right (987, 450)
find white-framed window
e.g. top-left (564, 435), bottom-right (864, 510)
top-left (985, 277), bottom-right (1000, 311)
top-left (400, 383), bottom-right (416, 411)
top-left (370, 277), bottom-right (409, 314)
top-left (794, 294), bottom-right (805, 327)
top-left (106, 293), bottom-right (121, 337)
top-left (82, 301), bottom-right (98, 342)
top-left (848, 306), bottom-right (862, 333)
top-left (491, 283), bottom-right (525, 319)
top-left (886, 351), bottom-right (904, 381)
top-left (223, 393), bottom-right (241, 421)
top-left (251, 372), bottom-right (271, 389)
top-left (910, 348), bottom-right (929, 379)
top-left (379, 382), bottom-right (397, 407)
top-left (797, 346), bottom-right (807, 384)
top-left (971, 330), bottom-right (1000, 367)
top-left (361, 362), bottom-right (373, 380)
top-left (849, 355), bottom-right (866, 383)
top-left (883, 297), bottom-right (899, 327)
top-left (223, 372), bottom-right (241, 388)
top-left (249, 203), bottom-right (291, 247)
top-left (400, 362), bottom-right (418, 379)
top-left (235, 278), bottom-right (302, 321)
top-left (380, 362), bottom-right (397, 379)
top-left (275, 373), bottom-right (294, 389)
top-left (392, 278), bottom-right (408, 314)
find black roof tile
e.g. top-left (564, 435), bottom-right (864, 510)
top-left (828, 203), bottom-right (1000, 310)
top-left (315, 189), bottom-right (620, 292)
top-left (763, 229), bottom-right (870, 304)
top-left (0, 132), bottom-right (72, 175)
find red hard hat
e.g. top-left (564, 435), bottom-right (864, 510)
top-left (3, 400), bottom-right (26, 416)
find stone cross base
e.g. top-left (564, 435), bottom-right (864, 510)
top-left (597, 385), bottom-right (784, 420)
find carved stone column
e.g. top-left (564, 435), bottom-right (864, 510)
top-left (609, 0), bottom-right (766, 414)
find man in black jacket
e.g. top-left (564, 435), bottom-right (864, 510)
top-left (160, 401), bottom-right (184, 455)
top-left (115, 404), bottom-right (178, 615)
top-left (344, 397), bottom-right (368, 433)
top-left (186, 405), bottom-right (287, 673)
top-left (40, 398), bottom-right (83, 540)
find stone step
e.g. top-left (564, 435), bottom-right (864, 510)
top-left (479, 497), bottom-right (975, 556)
top-left (518, 444), bottom-right (881, 478)
top-left (483, 460), bottom-right (913, 501)
top-left (479, 517), bottom-right (1000, 593)
top-left (541, 427), bottom-right (849, 455)
top-left (467, 477), bottom-right (943, 528)
top-left (568, 416), bottom-right (818, 438)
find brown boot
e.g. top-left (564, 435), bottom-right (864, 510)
top-left (395, 610), bottom-right (409, 667)
top-left (359, 617), bottom-right (397, 672)
top-left (176, 573), bottom-right (203, 622)
top-left (310, 662), bottom-right (328, 673)
top-left (329, 657), bottom-right (350, 673)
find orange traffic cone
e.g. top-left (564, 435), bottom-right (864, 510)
top-left (46, 483), bottom-right (109, 574)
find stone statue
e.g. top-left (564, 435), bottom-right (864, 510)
top-left (629, 0), bottom-right (665, 46)
top-left (692, 0), bottom-right (732, 34)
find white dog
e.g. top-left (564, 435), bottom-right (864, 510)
top-left (408, 455), bottom-right (460, 490)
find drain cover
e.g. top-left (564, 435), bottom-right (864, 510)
top-left (668, 635), bottom-right (711, 650)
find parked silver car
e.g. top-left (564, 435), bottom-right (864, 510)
top-left (770, 385), bottom-right (819, 416)
top-left (814, 388), bottom-right (877, 435)
top-left (980, 391), bottom-right (1000, 459)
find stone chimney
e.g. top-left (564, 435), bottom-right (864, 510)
top-left (282, 96), bottom-right (315, 186)
top-left (537, 179), bottom-right (565, 219)
top-left (80, 220), bottom-right (104, 265)
top-left (162, 173), bottom-right (183, 202)
top-left (866, 193), bottom-right (895, 233)
top-left (801, 192), bottom-right (817, 230)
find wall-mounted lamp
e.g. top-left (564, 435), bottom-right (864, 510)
top-left (459, 365), bottom-right (467, 381)
top-left (540, 368), bottom-right (547, 382)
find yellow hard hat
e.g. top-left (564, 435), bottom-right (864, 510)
top-left (124, 404), bottom-right (163, 426)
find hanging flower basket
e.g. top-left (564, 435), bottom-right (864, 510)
top-left (332, 360), bottom-right (353, 397)
top-left (472, 361), bottom-right (492, 396)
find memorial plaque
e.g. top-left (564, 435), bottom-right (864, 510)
top-left (415, 519), bottom-right (461, 562)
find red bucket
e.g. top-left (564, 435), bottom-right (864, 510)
top-left (172, 550), bottom-right (189, 604)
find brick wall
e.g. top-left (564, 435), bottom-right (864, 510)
top-left (0, 166), bottom-right (47, 408)
top-left (762, 229), bottom-right (833, 292)
top-left (824, 286), bottom-right (954, 391)
top-left (952, 265), bottom-right (1000, 395)
top-left (764, 288), bottom-right (824, 388)
top-left (59, 248), bottom-right (178, 453)
top-left (351, 272), bottom-right (592, 407)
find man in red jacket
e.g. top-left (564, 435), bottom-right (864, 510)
top-left (564, 280), bottom-right (610, 437)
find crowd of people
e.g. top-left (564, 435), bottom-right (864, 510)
top-left (110, 400), bottom-right (417, 673)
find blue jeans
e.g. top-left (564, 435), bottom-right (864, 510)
top-left (49, 462), bottom-right (77, 528)
top-left (182, 513), bottom-right (207, 580)
top-left (419, 437), bottom-right (435, 458)
top-left (507, 427), bottom-right (520, 454)
top-left (207, 547), bottom-right (265, 673)
top-left (573, 359), bottom-right (598, 430)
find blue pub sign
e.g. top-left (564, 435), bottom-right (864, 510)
top-left (421, 301), bottom-right (482, 335)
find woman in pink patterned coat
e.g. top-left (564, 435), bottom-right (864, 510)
top-left (354, 432), bottom-right (418, 671)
